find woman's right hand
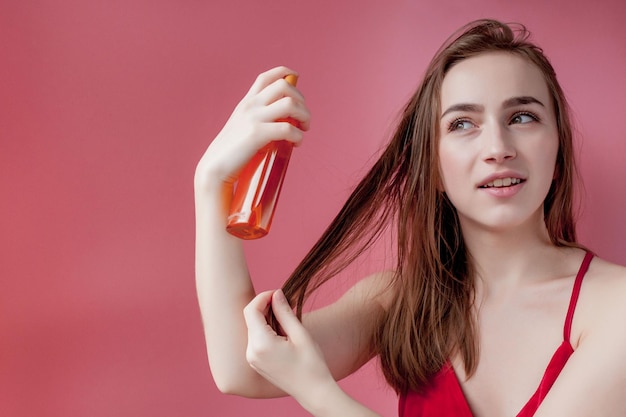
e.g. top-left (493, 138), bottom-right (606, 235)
top-left (195, 66), bottom-right (311, 189)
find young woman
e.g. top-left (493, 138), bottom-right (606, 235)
top-left (194, 20), bottom-right (626, 416)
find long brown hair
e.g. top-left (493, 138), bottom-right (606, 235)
top-left (280, 19), bottom-right (580, 394)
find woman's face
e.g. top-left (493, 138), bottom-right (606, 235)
top-left (438, 52), bottom-right (559, 234)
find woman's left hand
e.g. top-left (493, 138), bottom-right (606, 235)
top-left (243, 289), bottom-right (384, 417)
top-left (243, 289), bottom-right (335, 406)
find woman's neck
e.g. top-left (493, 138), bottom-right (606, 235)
top-left (459, 214), bottom-right (565, 292)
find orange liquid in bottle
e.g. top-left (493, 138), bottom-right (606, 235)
top-left (226, 74), bottom-right (299, 239)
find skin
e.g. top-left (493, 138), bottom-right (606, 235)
top-left (438, 52), bottom-right (626, 416)
top-left (195, 58), bottom-right (626, 417)
top-left (194, 67), bottom-right (386, 416)
top-left (439, 52), bottom-right (559, 237)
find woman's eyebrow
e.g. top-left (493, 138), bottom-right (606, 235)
top-left (502, 96), bottom-right (545, 108)
top-left (441, 96), bottom-right (545, 119)
top-left (440, 103), bottom-right (484, 119)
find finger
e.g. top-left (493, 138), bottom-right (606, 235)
top-left (244, 290), bottom-right (287, 372)
top-left (243, 290), bottom-right (275, 335)
top-left (246, 66), bottom-right (298, 98)
top-left (255, 77), bottom-right (305, 107)
top-left (271, 289), bottom-right (309, 343)
top-left (261, 96), bottom-right (311, 132)
top-left (255, 122), bottom-right (305, 148)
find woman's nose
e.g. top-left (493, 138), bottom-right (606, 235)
top-left (481, 123), bottom-right (516, 163)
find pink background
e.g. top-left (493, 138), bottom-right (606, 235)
top-left (1, 1), bottom-right (625, 416)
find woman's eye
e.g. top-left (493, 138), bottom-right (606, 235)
top-left (449, 120), bottom-right (474, 131)
top-left (511, 113), bottom-right (537, 124)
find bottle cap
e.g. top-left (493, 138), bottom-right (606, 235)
top-left (284, 74), bottom-right (298, 86)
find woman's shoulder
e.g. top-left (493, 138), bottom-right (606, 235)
top-left (585, 253), bottom-right (626, 295)
top-left (575, 252), bottom-right (626, 344)
top-left (587, 253), bottom-right (626, 312)
top-left (344, 270), bottom-right (397, 312)
top-left (532, 252), bottom-right (626, 415)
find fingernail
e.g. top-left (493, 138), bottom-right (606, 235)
top-left (274, 289), bottom-right (287, 303)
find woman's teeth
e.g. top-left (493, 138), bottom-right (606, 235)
top-left (482, 178), bottom-right (523, 188)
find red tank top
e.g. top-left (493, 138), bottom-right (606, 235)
top-left (399, 251), bottom-right (594, 417)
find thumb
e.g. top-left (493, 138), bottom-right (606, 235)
top-left (271, 289), bottom-right (308, 342)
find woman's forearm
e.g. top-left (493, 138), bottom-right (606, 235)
top-left (194, 174), bottom-right (283, 397)
top-left (300, 380), bottom-right (383, 417)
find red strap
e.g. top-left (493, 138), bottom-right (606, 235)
top-left (563, 251), bottom-right (594, 342)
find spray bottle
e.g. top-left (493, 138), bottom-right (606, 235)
top-left (226, 74), bottom-right (300, 239)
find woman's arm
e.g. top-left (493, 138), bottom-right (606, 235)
top-left (194, 66), bottom-right (310, 396)
top-left (195, 66), bottom-right (393, 399)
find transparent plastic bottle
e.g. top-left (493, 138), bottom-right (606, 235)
top-left (226, 74), bottom-right (299, 239)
